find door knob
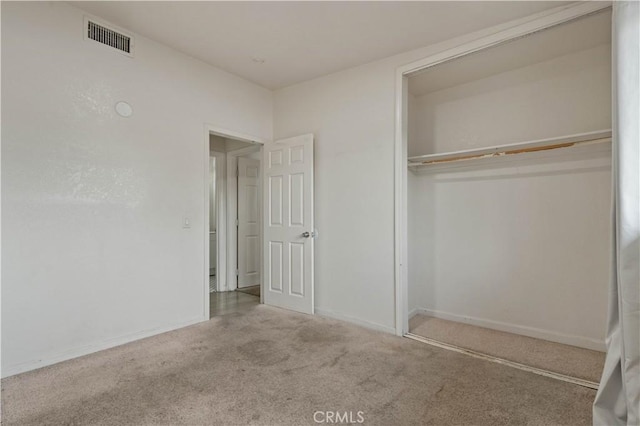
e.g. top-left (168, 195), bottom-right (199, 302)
top-left (302, 231), bottom-right (311, 238)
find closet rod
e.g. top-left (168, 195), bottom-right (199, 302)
top-left (408, 129), bottom-right (612, 167)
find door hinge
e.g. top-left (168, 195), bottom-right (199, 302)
top-left (236, 166), bottom-right (239, 178)
top-left (235, 269), bottom-right (239, 276)
top-left (235, 219), bottom-right (239, 227)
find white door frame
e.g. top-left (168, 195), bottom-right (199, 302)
top-left (209, 150), bottom-right (226, 291)
top-left (393, 2), bottom-right (611, 336)
top-left (226, 145), bottom-right (263, 294)
top-left (203, 124), bottom-right (268, 319)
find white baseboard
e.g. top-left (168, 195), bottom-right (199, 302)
top-left (2, 316), bottom-right (206, 378)
top-left (408, 307), bottom-right (421, 320)
top-left (412, 308), bottom-right (605, 352)
top-left (315, 308), bottom-right (396, 335)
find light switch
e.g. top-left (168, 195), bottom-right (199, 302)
top-left (183, 217), bottom-right (191, 228)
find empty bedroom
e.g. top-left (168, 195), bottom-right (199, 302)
top-left (1, 1), bottom-right (638, 425)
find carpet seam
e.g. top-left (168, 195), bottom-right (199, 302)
top-left (404, 332), bottom-right (600, 390)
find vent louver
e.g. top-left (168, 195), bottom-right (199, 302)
top-left (87, 20), bottom-right (132, 55)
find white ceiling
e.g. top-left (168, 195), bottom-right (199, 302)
top-left (72, 1), bottom-right (571, 90)
top-left (409, 9), bottom-right (611, 96)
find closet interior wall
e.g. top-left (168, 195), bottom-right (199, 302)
top-left (407, 11), bottom-right (612, 351)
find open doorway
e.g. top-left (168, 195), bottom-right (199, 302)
top-left (205, 128), bottom-right (315, 318)
top-left (208, 132), bottom-right (263, 318)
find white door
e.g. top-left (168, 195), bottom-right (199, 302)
top-left (238, 157), bottom-right (261, 288)
top-left (263, 134), bottom-right (314, 314)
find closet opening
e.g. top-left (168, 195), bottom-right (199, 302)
top-left (395, 3), bottom-right (612, 389)
top-left (207, 131), bottom-right (263, 318)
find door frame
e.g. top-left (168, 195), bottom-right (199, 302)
top-left (203, 124), bottom-right (268, 319)
top-left (392, 2), bottom-right (611, 336)
top-left (226, 145), bottom-right (263, 294)
top-left (209, 150), bottom-right (226, 291)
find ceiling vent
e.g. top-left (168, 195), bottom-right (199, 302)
top-left (85, 17), bottom-right (133, 57)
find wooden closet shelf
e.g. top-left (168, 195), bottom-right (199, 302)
top-left (408, 129), bottom-right (612, 168)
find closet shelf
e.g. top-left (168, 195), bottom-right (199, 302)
top-left (408, 129), bottom-right (612, 168)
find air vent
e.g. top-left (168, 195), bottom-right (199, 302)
top-left (86, 18), bottom-right (133, 56)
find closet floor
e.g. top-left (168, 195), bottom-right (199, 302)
top-left (409, 314), bottom-right (605, 383)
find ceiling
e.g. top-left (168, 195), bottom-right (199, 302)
top-left (72, 1), bottom-right (571, 90)
top-left (409, 8), bottom-right (611, 96)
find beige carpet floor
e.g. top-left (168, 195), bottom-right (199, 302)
top-left (2, 306), bottom-right (596, 425)
top-left (409, 314), bottom-right (605, 383)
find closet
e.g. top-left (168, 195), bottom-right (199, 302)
top-left (406, 9), bottom-right (612, 386)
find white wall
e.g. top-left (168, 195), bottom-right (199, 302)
top-left (274, 62), bottom-right (406, 332)
top-left (273, 6), bottom-right (612, 339)
top-left (410, 44), bottom-right (612, 156)
top-left (408, 149), bottom-right (611, 350)
top-left (407, 44), bottom-right (612, 350)
top-left (1, 2), bottom-right (272, 376)
top-left (271, 11), bottom-right (577, 333)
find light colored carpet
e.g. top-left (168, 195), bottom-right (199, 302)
top-left (2, 306), bottom-right (596, 425)
top-left (409, 314), bottom-right (605, 383)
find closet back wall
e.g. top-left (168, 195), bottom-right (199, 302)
top-left (408, 42), bottom-right (612, 350)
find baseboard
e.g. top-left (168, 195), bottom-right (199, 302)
top-left (412, 308), bottom-right (605, 352)
top-left (408, 307), bottom-right (421, 320)
top-left (2, 316), bottom-right (206, 378)
top-left (315, 308), bottom-right (396, 335)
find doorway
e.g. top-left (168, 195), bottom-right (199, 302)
top-left (207, 131), bottom-right (263, 318)
top-left (204, 127), bottom-right (316, 319)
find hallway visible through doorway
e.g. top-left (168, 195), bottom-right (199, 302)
top-left (210, 290), bottom-right (259, 317)
top-left (208, 131), bottom-right (263, 318)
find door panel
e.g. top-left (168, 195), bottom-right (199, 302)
top-left (238, 157), bottom-right (260, 288)
top-left (263, 134), bottom-right (314, 314)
